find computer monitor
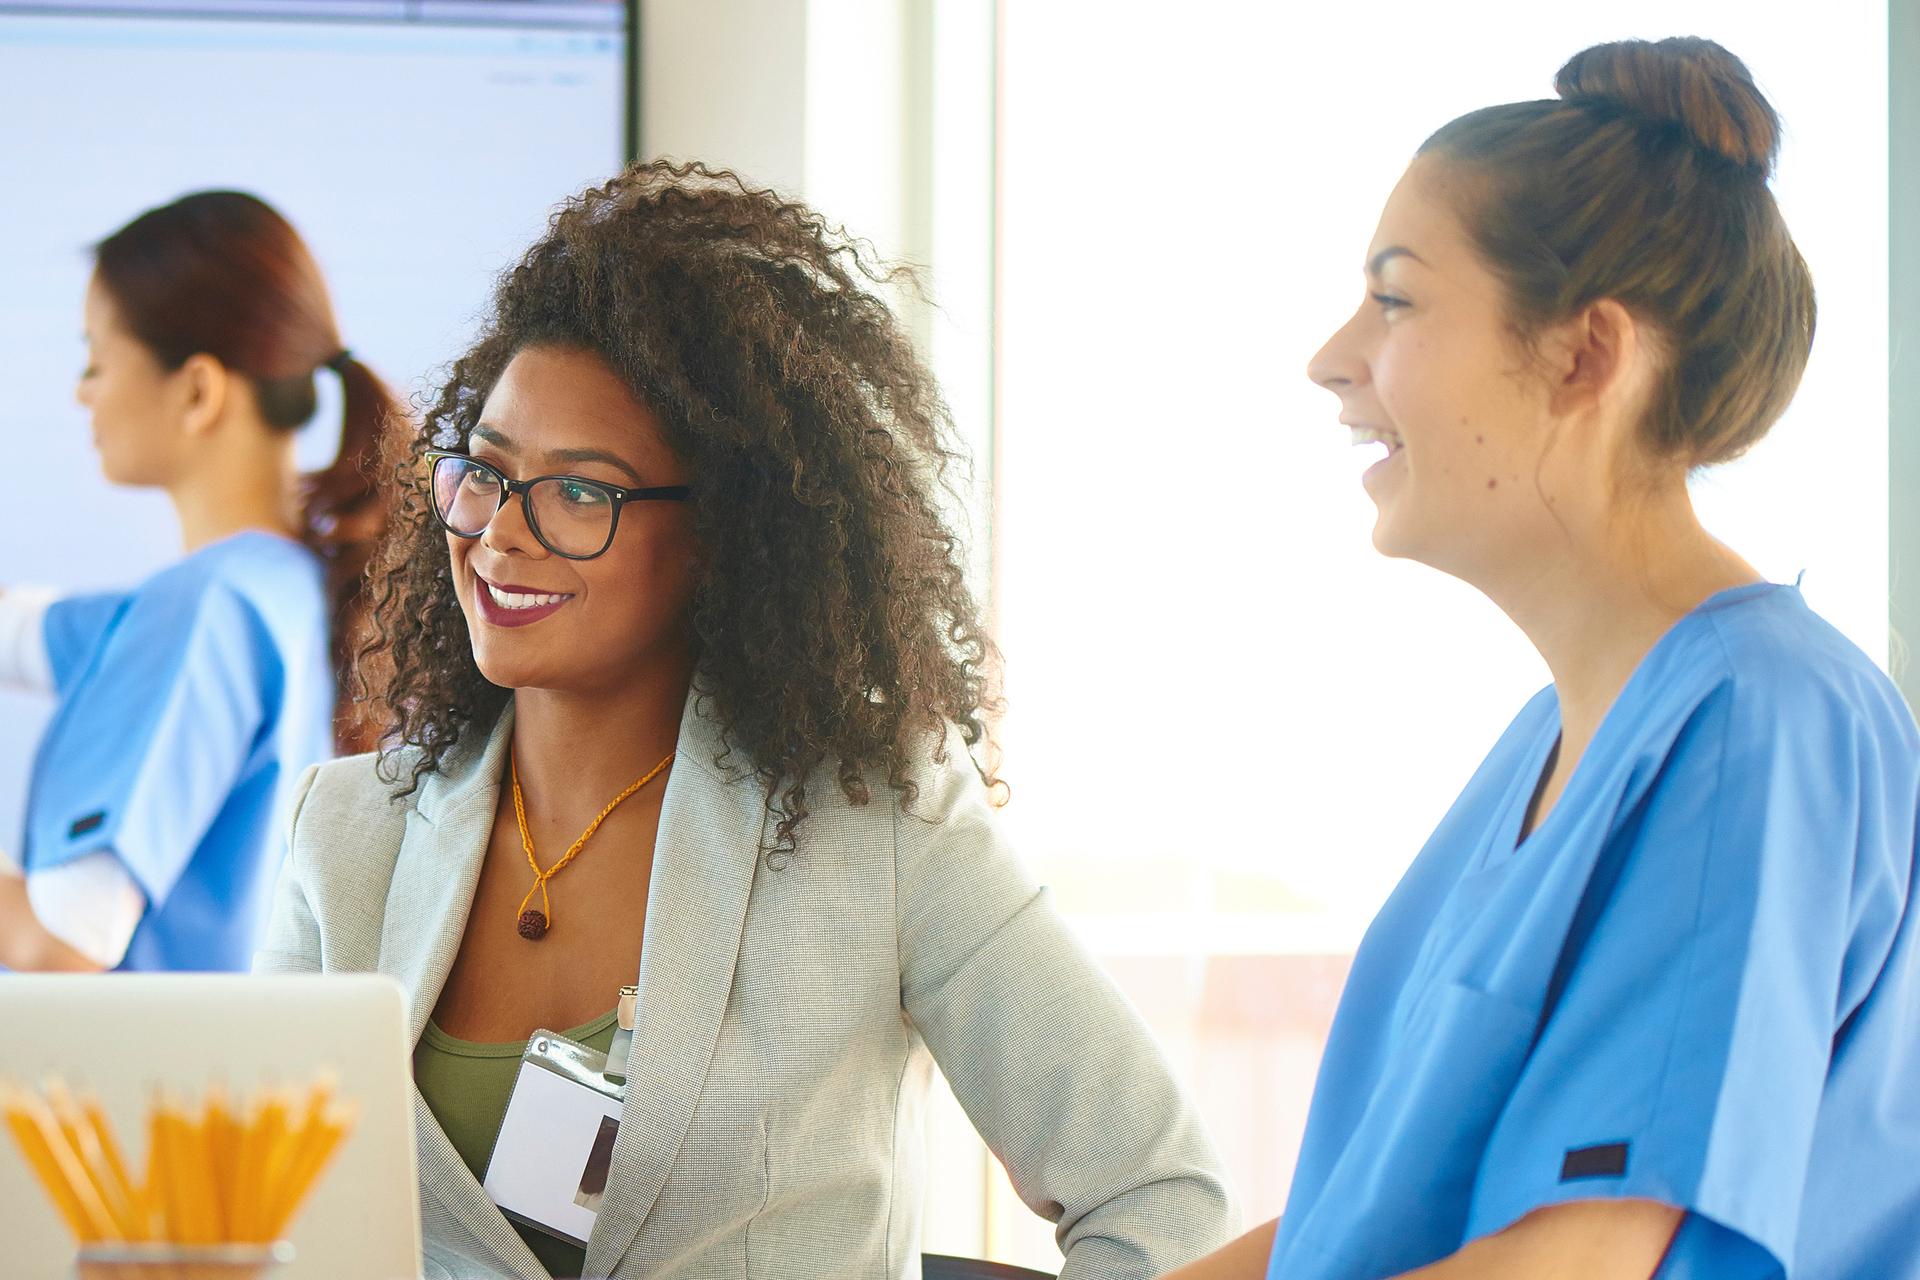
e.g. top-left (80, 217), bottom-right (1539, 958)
top-left (0, 0), bottom-right (633, 845)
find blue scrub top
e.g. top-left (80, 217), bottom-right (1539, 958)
top-left (1271, 584), bottom-right (1920, 1280)
top-left (20, 531), bottom-right (334, 972)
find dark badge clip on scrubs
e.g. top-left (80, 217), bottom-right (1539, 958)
top-left (481, 986), bottom-right (637, 1248)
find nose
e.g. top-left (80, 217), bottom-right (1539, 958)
top-left (1307, 304), bottom-right (1371, 394)
top-left (479, 483), bottom-right (547, 559)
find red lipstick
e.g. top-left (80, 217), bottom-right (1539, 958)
top-left (472, 575), bottom-right (574, 629)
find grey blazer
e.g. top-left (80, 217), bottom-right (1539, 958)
top-left (256, 696), bottom-right (1239, 1280)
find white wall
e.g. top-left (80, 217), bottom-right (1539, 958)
top-left (0, 10), bottom-right (625, 856)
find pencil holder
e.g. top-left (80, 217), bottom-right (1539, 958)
top-left (74, 1241), bottom-right (294, 1280)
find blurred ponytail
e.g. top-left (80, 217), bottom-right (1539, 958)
top-left (94, 190), bottom-right (399, 753)
top-left (301, 351), bottom-right (400, 754)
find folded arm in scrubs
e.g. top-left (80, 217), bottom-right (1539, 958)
top-left (1165, 1203), bottom-right (1682, 1280)
top-left (0, 587), bottom-right (146, 971)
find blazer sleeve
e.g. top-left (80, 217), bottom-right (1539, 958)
top-left (254, 763), bottom-right (324, 975)
top-left (896, 731), bottom-right (1241, 1280)
top-left (253, 754), bottom-right (408, 976)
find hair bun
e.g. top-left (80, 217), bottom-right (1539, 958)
top-left (1554, 37), bottom-right (1779, 174)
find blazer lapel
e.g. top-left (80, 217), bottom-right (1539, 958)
top-left (586, 695), bottom-right (765, 1278)
top-left (379, 701), bottom-right (515, 1046)
top-left (378, 705), bottom-right (548, 1280)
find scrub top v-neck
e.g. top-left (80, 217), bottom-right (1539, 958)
top-left (1270, 583), bottom-right (1920, 1280)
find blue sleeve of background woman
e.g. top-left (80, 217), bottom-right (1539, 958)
top-left (41, 591), bottom-right (131, 694)
top-left (1463, 654), bottom-right (1920, 1279)
top-left (24, 577), bottom-right (279, 907)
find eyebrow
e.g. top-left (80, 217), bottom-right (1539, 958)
top-left (471, 425), bottom-right (645, 485)
top-left (1367, 246), bottom-right (1427, 277)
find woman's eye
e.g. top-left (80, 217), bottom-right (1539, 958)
top-left (464, 471), bottom-right (501, 494)
top-left (557, 480), bottom-right (610, 508)
top-left (1371, 291), bottom-right (1410, 312)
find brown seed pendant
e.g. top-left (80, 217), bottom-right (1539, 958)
top-left (511, 749), bottom-right (675, 941)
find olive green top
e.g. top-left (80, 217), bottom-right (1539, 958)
top-left (414, 1009), bottom-right (619, 1279)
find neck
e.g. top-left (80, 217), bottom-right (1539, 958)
top-left (509, 649), bottom-right (696, 811)
top-left (168, 426), bottom-right (301, 553)
top-left (1481, 478), bottom-right (1758, 755)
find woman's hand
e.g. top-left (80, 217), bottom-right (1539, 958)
top-left (1404, 1199), bottom-right (1683, 1280)
top-left (0, 870), bottom-right (104, 971)
top-left (1158, 1219), bottom-right (1277, 1280)
top-left (1159, 1200), bottom-right (1683, 1280)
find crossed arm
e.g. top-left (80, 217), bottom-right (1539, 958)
top-left (1162, 1200), bottom-right (1683, 1280)
top-left (0, 871), bottom-right (105, 971)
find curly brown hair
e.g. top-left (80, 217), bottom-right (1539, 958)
top-left (363, 162), bottom-right (1000, 855)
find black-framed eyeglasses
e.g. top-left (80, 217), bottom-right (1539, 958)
top-left (425, 450), bottom-right (691, 561)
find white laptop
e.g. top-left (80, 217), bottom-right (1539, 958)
top-left (0, 973), bottom-right (421, 1280)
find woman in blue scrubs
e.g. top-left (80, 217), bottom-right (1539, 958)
top-left (0, 191), bottom-right (395, 972)
top-left (1166, 37), bottom-right (1920, 1280)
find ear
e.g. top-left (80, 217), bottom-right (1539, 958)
top-left (176, 353), bottom-right (231, 438)
top-left (1545, 299), bottom-right (1654, 419)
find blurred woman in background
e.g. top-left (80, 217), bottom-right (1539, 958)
top-left (0, 190), bottom-right (396, 972)
top-left (1167, 36), bottom-right (1920, 1280)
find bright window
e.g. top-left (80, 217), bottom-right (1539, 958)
top-left (990, 0), bottom-right (1887, 1265)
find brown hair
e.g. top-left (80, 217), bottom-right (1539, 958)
top-left (365, 162), bottom-right (1000, 857)
top-left (1417, 37), bottom-right (1815, 467)
top-left (94, 190), bottom-right (399, 752)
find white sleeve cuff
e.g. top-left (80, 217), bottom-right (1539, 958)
top-left (26, 850), bottom-right (147, 969)
top-left (0, 586), bottom-right (62, 694)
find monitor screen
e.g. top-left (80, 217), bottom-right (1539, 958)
top-left (0, 0), bottom-right (629, 849)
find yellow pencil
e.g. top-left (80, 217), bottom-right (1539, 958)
top-left (205, 1081), bottom-right (243, 1238)
top-left (3, 1084), bottom-right (118, 1241)
top-left (248, 1090), bottom-right (304, 1243)
top-left (2, 1085), bottom-right (95, 1241)
top-left (182, 1111), bottom-right (224, 1244)
top-left (81, 1090), bottom-right (148, 1239)
top-left (234, 1087), bottom-right (290, 1241)
top-left (43, 1080), bottom-right (140, 1241)
top-left (145, 1097), bottom-right (175, 1242)
top-left (154, 1095), bottom-right (211, 1244)
top-left (263, 1099), bottom-right (358, 1238)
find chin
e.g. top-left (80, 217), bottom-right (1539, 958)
top-left (467, 636), bottom-right (544, 692)
top-left (94, 453), bottom-right (139, 486)
top-left (1367, 507), bottom-right (1432, 564)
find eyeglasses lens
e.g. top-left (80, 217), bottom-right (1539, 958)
top-left (434, 456), bottom-right (501, 537)
top-left (527, 477), bottom-right (616, 557)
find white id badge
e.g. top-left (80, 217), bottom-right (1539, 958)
top-left (483, 1030), bottom-right (627, 1248)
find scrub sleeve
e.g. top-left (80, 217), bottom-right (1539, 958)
top-left (26, 581), bottom-right (274, 914)
top-left (1471, 677), bottom-right (1908, 1278)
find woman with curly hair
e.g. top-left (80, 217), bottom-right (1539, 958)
top-left (257, 163), bottom-right (1238, 1280)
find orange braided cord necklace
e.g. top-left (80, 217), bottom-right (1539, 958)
top-left (511, 749), bottom-right (674, 940)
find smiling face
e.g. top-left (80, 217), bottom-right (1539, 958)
top-left (451, 345), bottom-right (701, 696)
top-left (1307, 160), bottom-right (1568, 583)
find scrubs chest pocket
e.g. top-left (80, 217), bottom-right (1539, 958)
top-left (1326, 981), bottom-right (1543, 1279)
top-left (1393, 980), bottom-right (1539, 1163)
